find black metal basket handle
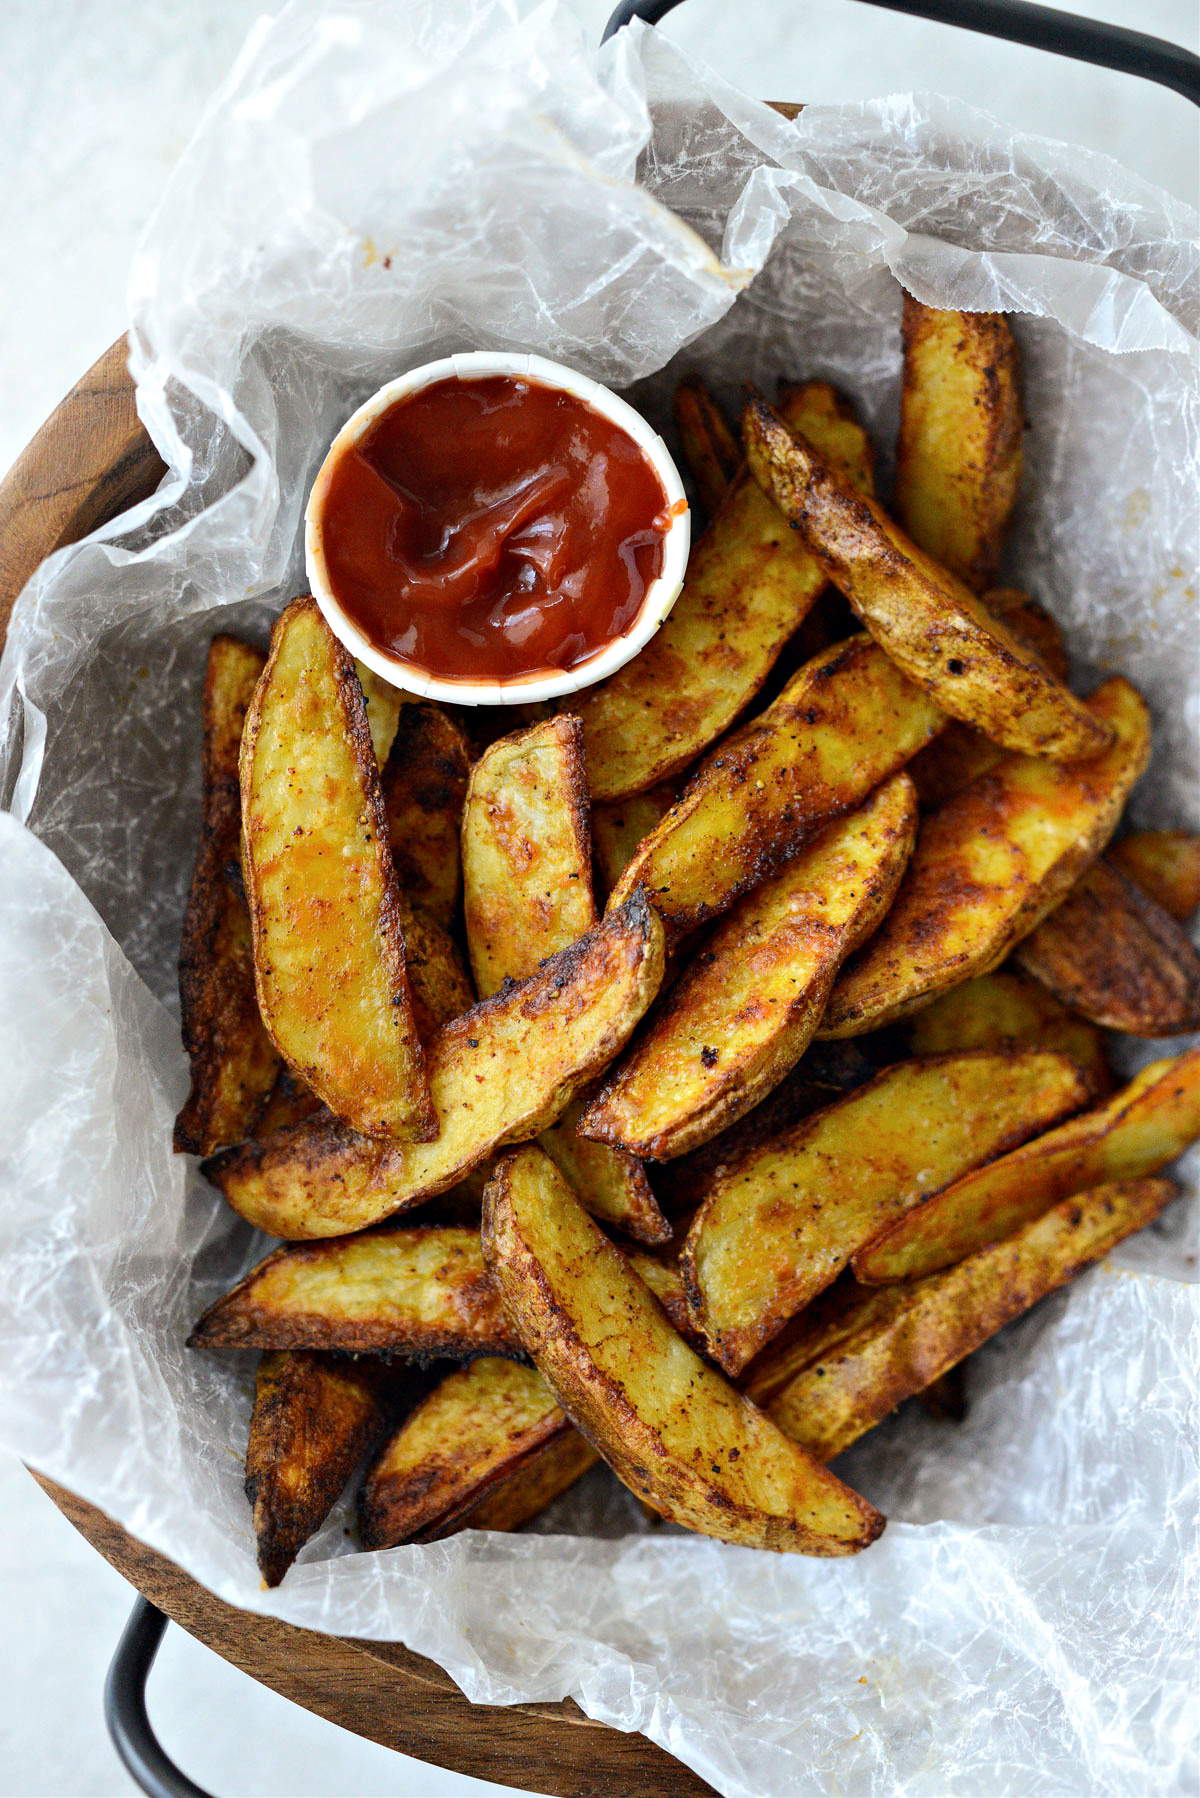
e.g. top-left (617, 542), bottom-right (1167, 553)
top-left (603, 0), bottom-right (1200, 104)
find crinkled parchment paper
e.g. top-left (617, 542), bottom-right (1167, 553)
top-left (0, 4), bottom-right (1197, 1793)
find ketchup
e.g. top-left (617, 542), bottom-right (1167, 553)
top-left (315, 376), bottom-right (672, 684)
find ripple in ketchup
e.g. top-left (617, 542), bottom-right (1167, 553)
top-left (314, 376), bottom-right (672, 684)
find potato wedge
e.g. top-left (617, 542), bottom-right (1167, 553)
top-left (1109, 830), bottom-right (1200, 922)
top-left (647, 1064), bottom-right (834, 1213)
top-left (241, 599), bottom-right (434, 1140)
top-left (905, 969), bottom-right (1111, 1097)
top-left (1014, 860), bottom-right (1200, 1036)
top-left (462, 715), bottom-right (593, 998)
top-left (574, 384), bottom-right (877, 803)
top-left (894, 298), bottom-right (1024, 593)
top-left (189, 1225), bottom-right (518, 1357)
top-left (583, 774), bottom-right (917, 1159)
top-left (743, 392), bottom-right (1109, 760)
top-left (592, 783), bottom-right (677, 897)
top-left (748, 1179), bottom-right (1177, 1462)
top-left (355, 662), bottom-right (407, 769)
top-left (853, 1048), bottom-right (1200, 1283)
top-left (623, 1249), bottom-right (704, 1347)
top-left (204, 888), bottom-right (666, 1238)
top-left (821, 677), bottom-right (1151, 1036)
top-left (394, 895), bottom-right (474, 1040)
top-left (681, 1050), bottom-right (1092, 1374)
top-left (539, 1098), bottom-right (671, 1245)
top-left (256, 1065), bottom-right (324, 1136)
top-left (245, 1350), bottom-right (388, 1586)
top-left (673, 375), bottom-right (741, 518)
top-left (610, 634), bottom-right (945, 938)
top-left (380, 700), bottom-right (471, 929)
top-left (174, 636), bottom-right (281, 1155)
top-left (359, 1357), bottom-right (593, 1547)
top-left (483, 1146), bottom-right (884, 1555)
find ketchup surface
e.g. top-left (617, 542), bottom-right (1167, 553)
top-left (317, 376), bottom-right (672, 683)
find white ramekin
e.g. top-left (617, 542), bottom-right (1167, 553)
top-left (305, 350), bottom-right (691, 707)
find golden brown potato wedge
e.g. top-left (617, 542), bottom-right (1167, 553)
top-left (380, 701), bottom-right (472, 929)
top-left (574, 385), bottom-right (878, 803)
top-left (204, 888), bottom-right (666, 1238)
top-left (394, 895), bottom-right (474, 1041)
top-left (592, 783), bottom-right (677, 897)
top-left (483, 1146), bottom-right (884, 1555)
top-left (174, 636), bottom-right (281, 1155)
top-left (853, 1047), bottom-right (1200, 1283)
top-left (240, 599), bottom-right (434, 1141)
top-left (256, 1065), bottom-right (324, 1136)
top-left (743, 392), bottom-right (1109, 761)
top-left (747, 1178), bottom-right (1177, 1462)
top-left (681, 1050), bottom-right (1092, 1374)
top-left (610, 634), bottom-right (945, 939)
top-left (673, 376), bottom-right (741, 518)
top-left (1013, 860), bottom-right (1200, 1036)
top-left (822, 677), bottom-right (1151, 1036)
top-left (776, 382), bottom-right (877, 497)
top-left (1108, 830), bottom-right (1200, 922)
top-left (583, 774), bottom-right (917, 1159)
top-left (894, 298), bottom-right (1024, 593)
top-left (623, 1249), bottom-right (704, 1348)
top-left (354, 662), bottom-right (407, 769)
top-left (905, 969), bottom-right (1111, 1097)
top-left (539, 1099), bottom-right (671, 1245)
top-left (647, 1064), bottom-right (834, 1213)
top-left (188, 1226), bottom-right (518, 1357)
top-left (245, 1350), bottom-right (388, 1586)
top-left (359, 1357), bottom-right (593, 1547)
top-left (461, 715), bottom-right (593, 998)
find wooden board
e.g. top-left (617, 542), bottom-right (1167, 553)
top-left (0, 340), bottom-right (717, 1798)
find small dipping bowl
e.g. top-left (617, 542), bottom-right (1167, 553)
top-left (305, 350), bottom-right (690, 706)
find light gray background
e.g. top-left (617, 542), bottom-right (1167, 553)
top-left (1, 3), bottom-right (1196, 1794)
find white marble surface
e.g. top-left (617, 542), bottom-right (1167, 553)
top-left (0, 3), bottom-right (1195, 1795)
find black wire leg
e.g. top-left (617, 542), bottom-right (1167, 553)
top-left (105, 1597), bottom-right (215, 1798)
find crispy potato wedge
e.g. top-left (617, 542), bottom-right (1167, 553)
top-left (854, 1047), bottom-right (1200, 1283)
top-left (380, 701), bottom-right (471, 929)
top-left (674, 376), bottom-right (741, 518)
top-left (647, 1064), bottom-right (834, 1213)
top-left (359, 1357), bottom-right (593, 1547)
top-left (894, 299), bottom-right (1024, 593)
top-left (189, 1225), bottom-right (518, 1357)
top-left (822, 677), bottom-right (1151, 1036)
top-left (748, 1179), bottom-right (1177, 1462)
top-left (241, 599), bottom-right (434, 1140)
top-left (592, 783), bottom-right (677, 897)
top-left (905, 969), bottom-right (1111, 1097)
top-left (245, 1350), bottom-right (388, 1586)
top-left (256, 1065), bottom-right (324, 1136)
top-left (483, 1147), bottom-right (884, 1554)
top-left (205, 888), bottom-right (666, 1238)
top-left (1014, 860), bottom-right (1200, 1036)
top-left (743, 393), bottom-right (1109, 760)
top-left (354, 662), bottom-right (407, 769)
top-left (539, 1098), bottom-right (671, 1245)
top-left (623, 1249), bottom-right (705, 1348)
top-left (583, 775), bottom-right (917, 1159)
top-left (776, 382), bottom-right (877, 496)
top-left (574, 385), bottom-right (877, 804)
top-left (682, 1050), bottom-right (1092, 1374)
top-left (395, 895), bottom-right (474, 1040)
top-left (462, 715), bottom-right (593, 998)
top-left (610, 634), bottom-right (945, 938)
top-left (1109, 830), bottom-right (1200, 922)
top-left (175, 636), bottom-right (281, 1155)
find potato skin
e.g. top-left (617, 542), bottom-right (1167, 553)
top-left (894, 298), bottom-right (1024, 593)
top-left (1108, 830), bottom-right (1200, 922)
top-left (483, 1146), bottom-right (885, 1555)
top-left (1014, 860), bottom-right (1200, 1036)
top-left (380, 701), bottom-right (471, 929)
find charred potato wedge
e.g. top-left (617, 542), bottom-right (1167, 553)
top-left (822, 677), bottom-right (1151, 1036)
top-left (256, 1065), bottom-right (324, 1136)
top-left (854, 1047), bottom-right (1200, 1282)
top-left (484, 1147), bottom-right (885, 1555)
top-left (682, 1050), bottom-right (1092, 1374)
top-left (610, 634), bottom-right (944, 939)
top-left (748, 1179), bottom-right (1177, 1462)
top-left (583, 774), bottom-right (917, 1159)
top-left (592, 783), bottom-right (677, 897)
top-left (245, 1350), bottom-right (388, 1586)
top-left (905, 969), bottom-right (1111, 1097)
top-left (743, 392), bottom-right (1109, 761)
top-left (359, 1357), bottom-right (594, 1547)
top-left (394, 895), bottom-right (474, 1040)
top-left (380, 701), bottom-right (471, 929)
top-left (539, 1099), bottom-right (671, 1245)
top-left (205, 889), bottom-right (666, 1238)
top-left (189, 1225), bottom-right (518, 1357)
top-left (462, 715), bottom-right (593, 998)
top-left (894, 299), bottom-right (1024, 592)
top-left (1014, 859), bottom-right (1200, 1036)
top-left (1108, 830), bottom-right (1200, 922)
top-left (240, 599), bottom-right (434, 1140)
top-left (673, 375), bottom-right (741, 518)
top-left (174, 636), bottom-right (280, 1155)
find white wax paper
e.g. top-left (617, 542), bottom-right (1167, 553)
top-left (0, 4), bottom-right (1197, 1793)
